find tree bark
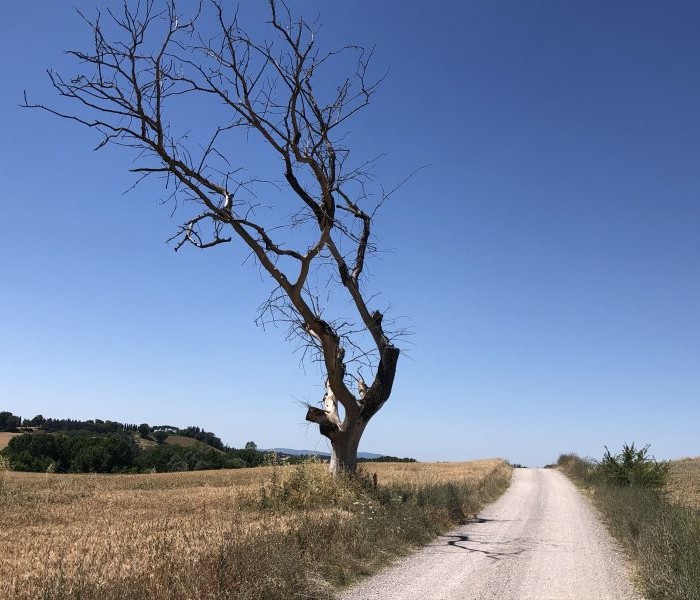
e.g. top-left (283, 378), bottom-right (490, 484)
top-left (306, 345), bottom-right (399, 474)
top-left (329, 421), bottom-right (366, 474)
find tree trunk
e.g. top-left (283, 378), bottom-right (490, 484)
top-left (329, 421), bottom-right (366, 474)
top-left (306, 347), bottom-right (400, 475)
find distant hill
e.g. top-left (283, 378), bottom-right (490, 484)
top-left (164, 434), bottom-right (225, 453)
top-left (133, 433), bottom-right (222, 453)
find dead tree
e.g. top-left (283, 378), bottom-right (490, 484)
top-left (25, 1), bottom-right (403, 473)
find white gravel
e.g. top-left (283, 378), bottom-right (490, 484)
top-left (339, 468), bottom-right (645, 600)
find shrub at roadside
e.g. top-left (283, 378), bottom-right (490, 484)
top-left (598, 443), bottom-right (669, 488)
top-left (558, 445), bottom-right (700, 600)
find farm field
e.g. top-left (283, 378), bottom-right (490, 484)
top-left (666, 456), bottom-right (700, 510)
top-left (0, 458), bottom-right (510, 600)
top-left (0, 432), bottom-right (20, 450)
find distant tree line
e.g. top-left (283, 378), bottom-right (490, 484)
top-left (1, 410), bottom-right (414, 472)
top-left (1, 430), bottom-right (266, 474)
top-left (0, 410), bottom-right (266, 473)
top-left (3, 431), bottom-right (136, 473)
top-left (358, 456), bottom-right (417, 463)
top-left (2, 411), bottom-right (225, 450)
top-left (1, 411), bottom-right (142, 434)
top-left (283, 454), bottom-right (416, 465)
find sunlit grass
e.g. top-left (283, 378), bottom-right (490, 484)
top-left (0, 459), bottom-right (510, 599)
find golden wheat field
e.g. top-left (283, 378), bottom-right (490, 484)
top-left (667, 457), bottom-right (700, 510)
top-left (0, 459), bottom-right (508, 599)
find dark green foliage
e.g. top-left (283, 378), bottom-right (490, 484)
top-left (26, 414), bottom-right (46, 427)
top-left (153, 430), bottom-right (168, 443)
top-left (32, 417), bottom-right (133, 434)
top-left (2, 430), bottom-right (265, 474)
top-left (358, 455), bottom-right (417, 463)
top-left (229, 448), bottom-right (265, 467)
top-left (558, 443), bottom-right (669, 489)
top-left (135, 444), bottom-right (258, 472)
top-left (598, 443), bottom-right (669, 488)
top-left (0, 411), bottom-right (296, 474)
top-left (3, 432), bottom-right (68, 471)
top-left (0, 410), bottom-right (21, 431)
top-left (3, 432), bottom-right (136, 473)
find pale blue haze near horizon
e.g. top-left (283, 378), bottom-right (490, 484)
top-left (1, 1), bottom-right (698, 466)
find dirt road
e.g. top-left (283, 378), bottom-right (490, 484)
top-left (340, 468), bottom-right (643, 600)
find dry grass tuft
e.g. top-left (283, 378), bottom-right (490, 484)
top-left (0, 459), bottom-right (509, 599)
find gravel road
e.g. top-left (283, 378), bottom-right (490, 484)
top-left (339, 468), bottom-right (644, 600)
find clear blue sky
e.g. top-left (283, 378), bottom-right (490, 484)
top-left (1, 1), bottom-right (698, 466)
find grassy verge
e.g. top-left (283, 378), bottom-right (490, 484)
top-left (0, 459), bottom-right (511, 599)
top-left (558, 453), bottom-right (700, 600)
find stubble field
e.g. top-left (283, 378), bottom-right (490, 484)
top-left (0, 431), bottom-right (20, 450)
top-left (0, 458), bottom-right (510, 600)
top-left (666, 456), bottom-right (700, 510)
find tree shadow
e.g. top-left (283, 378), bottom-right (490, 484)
top-left (437, 517), bottom-right (524, 560)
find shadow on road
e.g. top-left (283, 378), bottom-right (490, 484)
top-left (436, 517), bottom-right (524, 560)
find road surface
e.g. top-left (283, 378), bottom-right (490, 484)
top-left (339, 468), bottom-right (644, 600)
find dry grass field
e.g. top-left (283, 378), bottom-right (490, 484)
top-left (666, 456), bottom-right (700, 510)
top-left (164, 434), bottom-right (222, 450)
top-left (0, 458), bottom-right (509, 600)
top-left (0, 431), bottom-right (20, 450)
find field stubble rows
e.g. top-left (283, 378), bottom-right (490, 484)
top-left (666, 456), bottom-right (700, 510)
top-left (0, 458), bottom-right (510, 599)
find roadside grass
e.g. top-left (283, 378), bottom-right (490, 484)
top-left (558, 452), bottom-right (700, 600)
top-left (0, 458), bottom-right (511, 599)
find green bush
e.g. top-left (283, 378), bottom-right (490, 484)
top-left (558, 443), bottom-right (669, 489)
top-left (598, 443), bottom-right (669, 488)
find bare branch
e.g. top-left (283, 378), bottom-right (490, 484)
top-left (28, 0), bottom-right (411, 473)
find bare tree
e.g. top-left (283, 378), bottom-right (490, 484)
top-left (24, 0), bottom-right (404, 473)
